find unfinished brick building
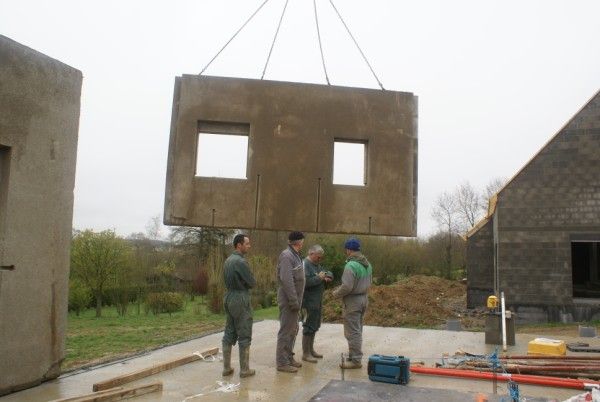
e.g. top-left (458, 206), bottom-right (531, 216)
top-left (466, 89), bottom-right (600, 322)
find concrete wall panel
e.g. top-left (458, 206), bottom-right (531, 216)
top-left (165, 75), bottom-right (418, 236)
top-left (0, 35), bottom-right (81, 395)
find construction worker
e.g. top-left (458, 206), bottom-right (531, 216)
top-left (301, 244), bottom-right (332, 363)
top-left (333, 237), bottom-right (373, 369)
top-left (276, 231), bottom-right (306, 373)
top-left (222, 234), bottom-right (256, 378)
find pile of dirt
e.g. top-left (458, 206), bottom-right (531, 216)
top-left (322, 275), bottom-right (485, 329)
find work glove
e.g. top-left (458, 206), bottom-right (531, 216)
top-left (289, 301), bottom-right (300, 312)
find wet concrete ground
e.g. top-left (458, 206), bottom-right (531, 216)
top-left (1, 320), bottom-right (597, 402)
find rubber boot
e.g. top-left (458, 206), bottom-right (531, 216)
top-left (340, 358), bottom-right (362, 369)
top-left (276, 364), bottom-right (298, 373)
top-left (239, 345), bottom-right (255, 378)
top-left (290, 352), bottom-right (303, 368)
top-left (309, 334), bottom-right (323, 358)
top-left (222, 343), bottom-right (234, 376)
top-left (302, 335), bottom-right (317, 363)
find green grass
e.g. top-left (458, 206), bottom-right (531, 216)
top-left (64, 298), bottom-right (279, 371)
top-left (253, 306), bottom-right (279, 320)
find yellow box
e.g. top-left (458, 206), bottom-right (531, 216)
top-left (527, 338), bottom-right (566, 356)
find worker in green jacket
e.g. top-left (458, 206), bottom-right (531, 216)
top-left (301, 244), bottom-right (332, 363)
top-left (333, 237), bottom-right (372, 369)
top-left (222, 234), bottom-right (256, 378)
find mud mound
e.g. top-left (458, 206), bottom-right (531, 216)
top-left (322, 274), bottom-right (474, 328)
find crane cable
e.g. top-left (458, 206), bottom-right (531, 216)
top-left (261, 0), bottom-right (290, 79)
top-left (199, 0), bottom-right (386, 91)
top-left (199, 0), bottom-right (272, 75)
top-left (327, 0), bottom-right (385, 90)
top-left (313, 0), bottom-right (330, 85)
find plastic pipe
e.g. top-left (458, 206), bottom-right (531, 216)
top-left (410, 366), bottom-right (600, 390)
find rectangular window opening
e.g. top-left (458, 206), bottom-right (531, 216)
top-left (195, 121), bottom-right (249, 179)
top-left (0, 145), bottom-right (11, 259)
top-left (333, 140), bottom-right (367, 186)
top-left (572, 240), bottom-right (600, 298)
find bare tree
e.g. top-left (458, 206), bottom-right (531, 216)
top-left (455, 182), bottom-right (484, 231)
top-left (145, 215), bottom-right (163, 240)
top-left (484, 177), bottom-right (506, 200)
top-left (431, 191), bottom-right (460, 278)
top-left (480, 177), bottom-right (507, 215)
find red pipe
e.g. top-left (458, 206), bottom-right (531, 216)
top-left (410, 366), bottom-right (600, 390)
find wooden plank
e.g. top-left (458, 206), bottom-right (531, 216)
top-left (49, 382), bottom-right (162, 402)
top-left (48, 388), bottom-right (124, 402)
top-left (93, 347), bottom-right (219, 392)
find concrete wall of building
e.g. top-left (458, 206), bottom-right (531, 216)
top-left (165, 75), bottom-right (418, 236)
top-left (0, 35), bottom-right (82, 395)
top-left (466, 218), bottom-right (494, 308)
top-left (466, 90), bottom-right (600, 321)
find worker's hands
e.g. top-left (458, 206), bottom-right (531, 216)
top-left (289, 301), bottom-right (300, 312)
top-left (318, 271), bottom-right (326, 280)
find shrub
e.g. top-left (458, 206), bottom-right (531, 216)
top-left (261, 290), bottom-right (277, 308)
top-left (69, 280), bottom-right (92, 316)
top-left (248, 254), bottom-right (276, 310)
top-left (106, 286), bottom-right (136, 316)
top-left (145, 292), bottom-right (184, 315)
top-left (206, 247), bottom-right (225, 314)
top-left (193, 269), bottom-right (209, 296)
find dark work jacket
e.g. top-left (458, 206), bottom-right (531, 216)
top-left (223, 251), bottom-right (256, 292)
top-left (302, 257), bottom-right (325, 310)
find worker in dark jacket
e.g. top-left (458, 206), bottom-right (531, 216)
top-left (276, 231), bottom-right (305, 373)
top-left (301, 244), bottom-right (332, 363)
top-left (222, 234), bottom-right (256, 378)
top-left (333, 237), bottom-right (372, 369)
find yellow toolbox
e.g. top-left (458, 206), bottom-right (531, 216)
top-left (527, 338), bottom-right (567, 356)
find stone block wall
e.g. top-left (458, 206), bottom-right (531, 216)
top-left (466, 218), bottom-right (494, 308)
top-left (466, 91), bottom-right (600, 317)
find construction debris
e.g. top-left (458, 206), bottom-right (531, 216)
top-left (322, 275), bottom-right (474, 328)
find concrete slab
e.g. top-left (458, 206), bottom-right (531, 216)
top-left (1, 320), bottom-right (596, 402)
top-left (309, 380), bottom-right (516, 401)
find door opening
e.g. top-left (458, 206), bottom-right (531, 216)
top-left (572, 240), bottom-right (600, 298)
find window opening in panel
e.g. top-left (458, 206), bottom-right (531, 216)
top-left (196, 133), bottom-right (248, 179)
top-left (333, 140), bottom-right (366, 186)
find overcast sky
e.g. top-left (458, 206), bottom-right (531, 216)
top-left (2, 0), bottom-right (600, 238)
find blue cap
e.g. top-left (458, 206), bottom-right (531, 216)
top-left (344, 237), bottom-right (360, 251)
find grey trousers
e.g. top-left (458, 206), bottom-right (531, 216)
top-left (343, 294), bottom-right (368, 363)
top-left (276, 304), bottom-right (300, 367)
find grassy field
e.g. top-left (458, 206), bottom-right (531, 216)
top-left (64, 298), bottom-right (279, 371)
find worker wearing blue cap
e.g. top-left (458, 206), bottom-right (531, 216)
top-left (333, 237), bottom-right (373, 369)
